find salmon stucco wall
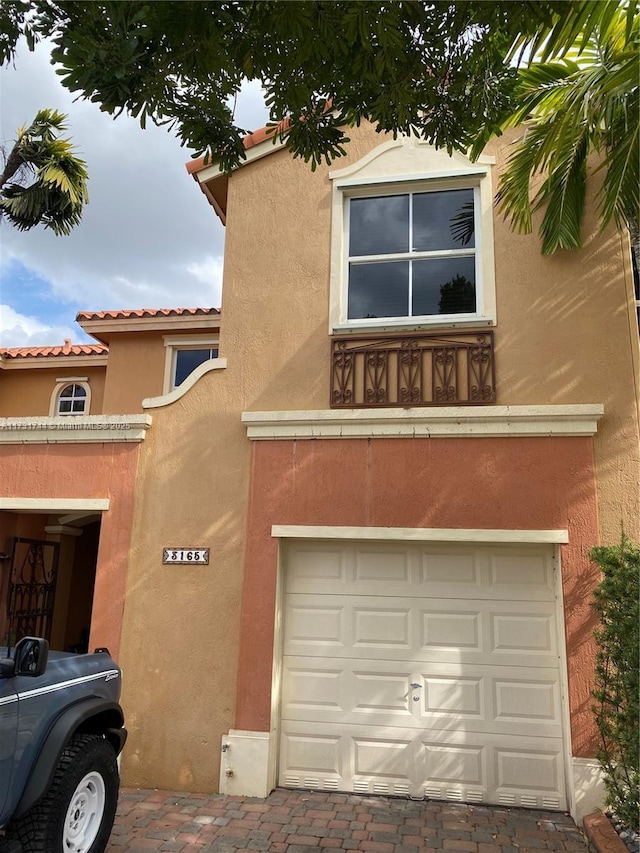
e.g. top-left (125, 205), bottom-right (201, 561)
top-left (237, 436), bottom-right (600, 759)
top-left (0, 442), bottom-right (141, 658)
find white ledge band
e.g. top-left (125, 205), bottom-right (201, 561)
top-left (0, 498), bottom-right (110, 512)
top-left (0, 415), bottom-right (152, 444)
top-left (242, 404), bottom-right (604, 440)
top-left (271, 525), bottom-right (570, 544)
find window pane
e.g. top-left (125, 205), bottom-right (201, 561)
top-left (412, 257), bottom-right (476, 316)
top-left (72, 399), bottom-right (85, 412)
top-left (174, 349), bottom-right (215, 387)
top-left (59, 400), bottom-right (72, 413)
top-left (59, 385), bottom-right (74, 398)
top-left (74, 385), bottom-right (87, 398)
top-left (349, 195), bottom-right (409, 256)
top-left (348, 261), bottom-right (409, 319)
top-left (413, 189), bottom-right (475, 251)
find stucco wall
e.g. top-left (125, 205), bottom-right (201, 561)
top-left (0, 442), bottom-right (141, 657)
top-left (237, 436), bottom-right (600, 758)
top-left (118, 124), bottom-right (639, 793)
top-left (101, 333), bottom-right (166, 413)
top-left (0, 366), bottom-right (106, 417)
top-left (220, 125), bottom-right (639, 540)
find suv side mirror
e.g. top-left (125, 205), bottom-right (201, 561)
top-left (14, 637), bottom-right (49, 677)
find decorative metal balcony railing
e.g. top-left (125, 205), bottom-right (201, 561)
top-left (331, 330), bottom-right (496, 408)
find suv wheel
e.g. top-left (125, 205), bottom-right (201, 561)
top-left (7, 734), bottom-right (119, 853)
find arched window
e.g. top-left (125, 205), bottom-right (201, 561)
top-left (50, 379), bottom-right (91, 416)
top-left (57, 384), bottom-right (87, 415)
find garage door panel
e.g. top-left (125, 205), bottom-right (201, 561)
top-left (286, 595), bottom-right (559, 668)
top-left (496, 747), bottom-right (563, 802)
top-left (354, 548), bottom-right (411, 583)
top-left (491, 612), bottom-right (555, 658)
top-left (280, 730), bottom-right (342, 780)
top-left (423, 740), bottom-right (486, 789)
top-left (282, 657), bottom-right (563, 738)
top-left (279, 721), bottom-right (566, 809)
top-left (285, 602), bottom-right (345, 648)
top-left (490, 551), bottom-right (554, 593)
top-left (353, 736), bottom-right (414, 782)
top-left (287, 543), bottom-right (555, 602)
top-left (353, 607), bottom-right (412, 650)
top-left (281, 541), bottom-right (567, 810)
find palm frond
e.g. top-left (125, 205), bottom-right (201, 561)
top-left (1, 108), bottom-right (88, 235)
top-left (491, 3), bottom-right (639, 254)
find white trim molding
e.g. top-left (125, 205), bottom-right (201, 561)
top-left (144, 357), bottom-right (228, 409)
top-left (0, 498), bottom-right (110, 512)
top-left (328, 136), bottom-right (498, 334)
top-left (219, 730), bottom-right (275, 798)
top-left (0, 415), bottom-right (152, 444)
top-left (242, 404), bottom-right (604, 440)
top-left (571, 758), bottom-right (605, 825)
top-left (272, 525), bottom-right (569, 544)
top-left (162, 334), bottom-right (221, 394)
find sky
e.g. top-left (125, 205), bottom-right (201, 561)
top-left (0, 40), bottom-right (269, 347)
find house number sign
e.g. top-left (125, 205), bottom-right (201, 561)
top-left (162, 548), bottom-right (209, 565)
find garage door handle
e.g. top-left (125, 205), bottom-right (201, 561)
top-left (410, 683), bottom-right (421, 690)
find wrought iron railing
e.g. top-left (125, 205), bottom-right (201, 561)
top-left (331, 330), bottom-right (496, 408)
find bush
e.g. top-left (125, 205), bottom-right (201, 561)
top-left (590, 535), bottom-right (639, 832)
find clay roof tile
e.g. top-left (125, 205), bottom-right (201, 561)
top-left (0, 343), bottom-right (108, 360)
top-left (75, 307), bottom-right (220, 321)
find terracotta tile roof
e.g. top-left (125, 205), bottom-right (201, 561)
top-left (0, 340), bottom-right (108, 359)
top-left (76, 307), bottom-right (220, 321)
top-left (186, 118), bottom-right (291, 176)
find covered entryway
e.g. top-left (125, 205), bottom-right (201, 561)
top-left (279, 539), bottom-right (567, 810)
top-left (0, 508), bottom-right (102, 652)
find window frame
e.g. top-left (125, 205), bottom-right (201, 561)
top-left (328, 138), bottom-right (497, 334)
top-left (345, 182), bottom-right (481, 324)
top-left (50, 377), bottom-right (91, 417)
top-left (163, 335), bottom-right (221, 393)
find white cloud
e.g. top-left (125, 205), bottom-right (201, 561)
top-left (0, 41), bottom-right (267, 327)
top-left (0, 304), bottom-right (80, 347)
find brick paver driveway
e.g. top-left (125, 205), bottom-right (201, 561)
top-left (107, 787), bottom-right (592, 853)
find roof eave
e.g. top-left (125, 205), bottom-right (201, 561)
top-left (77, 312), bottom-right (223, 342)
top-left (0, 354), bottom-right (109, 370)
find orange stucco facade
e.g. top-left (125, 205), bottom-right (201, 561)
top-left (0, 442), bottom-right (141, 658)
top-left (237, 436), bottom-right (600, 757)
top-left (115, 124), bottom-right (638, 811)
top-left (2, 122), bottom-right (638, 819)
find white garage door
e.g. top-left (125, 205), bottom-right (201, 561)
top-left (279, 540), bottom-right (567, 810)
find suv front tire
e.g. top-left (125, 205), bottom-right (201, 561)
top-left (7, 733), bottom-right (119, 853)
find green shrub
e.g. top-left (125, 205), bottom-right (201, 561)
top-left (590, 535), bottom-right (639, 832)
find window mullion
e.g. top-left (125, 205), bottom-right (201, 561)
top-left (408, 192), bottom-right (413, 317)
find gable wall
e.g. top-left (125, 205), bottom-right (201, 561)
top-left (0, 365), bottom-right (106, 417)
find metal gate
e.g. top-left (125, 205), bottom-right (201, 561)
top-left (7, 538), bottom-right (60, 644)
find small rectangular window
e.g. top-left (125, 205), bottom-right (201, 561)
top-left (174, 348), bottom-right (219, 387)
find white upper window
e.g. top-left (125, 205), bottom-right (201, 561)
top-left (329, 136), bottom-right (496, 332)
top-left (51, 380), bottom-right (91, 416)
